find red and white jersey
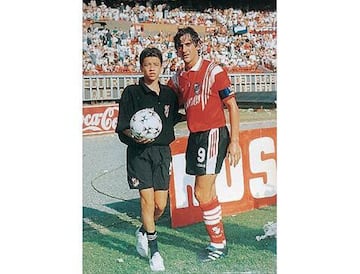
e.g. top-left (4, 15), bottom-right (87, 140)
top-left (168, 58), bottom-right (234, 133)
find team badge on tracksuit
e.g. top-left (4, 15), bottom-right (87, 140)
top-left (194, 83), bottom-right (201, 94)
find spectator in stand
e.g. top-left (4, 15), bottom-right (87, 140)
top-left (82, 2), bottom-right (277, 75)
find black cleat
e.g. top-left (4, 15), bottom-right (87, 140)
top-left (199, 245), bottom-right (228, 263)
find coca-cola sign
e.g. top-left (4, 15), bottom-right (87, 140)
top-left (83, 104), bottom-right (118, 135)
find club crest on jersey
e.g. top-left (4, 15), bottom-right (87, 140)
top-left (130, 177), bottom-right (140, 187)
top-left (164, 105), bottom-right (170, 118)
top-left (194, 83), bottom-right (201, 94)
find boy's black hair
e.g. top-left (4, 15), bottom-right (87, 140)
top-left (139, 47), bottom-right (163, 65)
top-left (173, 27), bottom-right (201, 50)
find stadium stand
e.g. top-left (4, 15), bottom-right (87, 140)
top-left (82, 1), bottom-right (276, 75)
top-left (82, 1), bottom-right (277, 107)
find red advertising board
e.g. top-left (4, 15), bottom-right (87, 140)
top-left (169, 127), bottom-right (277, 228)
top-left (83, 104), bottom-right (118, 135)
top-left (83, 104), bottom-right (277, 228)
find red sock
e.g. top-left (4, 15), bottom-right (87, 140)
top-left (199, 196), bottom-right (226, 247)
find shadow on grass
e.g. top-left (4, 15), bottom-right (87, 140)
top-left (83, 205), bottom-right (141, 259)
top-left (84, 199), bottom-right (204, 254)
top-left (83, 199), bottom-right (275, 258)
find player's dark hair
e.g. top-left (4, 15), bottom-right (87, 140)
top-left (174, 27), bottom-right (201, 50)
top-left (139, 47), bottom-right (163, 65)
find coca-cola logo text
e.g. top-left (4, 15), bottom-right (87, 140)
top-left (83, 105), bottom-right (118, 134)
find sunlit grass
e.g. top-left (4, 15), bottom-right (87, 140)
top-left (83, 204), bottom-right (276, 274)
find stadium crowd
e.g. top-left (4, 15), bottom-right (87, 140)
top-left (82, 1), bottom-right (277, 75)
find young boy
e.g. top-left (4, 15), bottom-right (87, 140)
top-left (115, 47), bottom-right (180, 271)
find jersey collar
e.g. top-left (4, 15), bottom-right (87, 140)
top-left (189, 57), bottom-right (203, 72)
top-left (139, 77), bottom-right (160, 94)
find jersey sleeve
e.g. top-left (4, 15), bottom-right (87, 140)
top-left (115, 87), bottom-right (132, 133)
top-left (213, 67), bottom-right (235, 102)
top-left (115, 87), bottom-right (136, 146)
top-left (167, 72), bottom-right (184, 106)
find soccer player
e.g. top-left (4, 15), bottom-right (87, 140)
top-left (115, 47), bottom-right (180, 271)
top-left (168, 27), bottom-right (241, 262)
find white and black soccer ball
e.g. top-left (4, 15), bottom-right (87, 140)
top-left (130, 108), bottom-right (162, 140)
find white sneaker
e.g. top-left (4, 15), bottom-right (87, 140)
top-left (135, 227), bottom-right (148, 257)
top-left (149, 252), bottom-right (165, 271)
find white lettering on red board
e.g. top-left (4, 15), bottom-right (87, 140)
top-left (172, 136), bottom-right (276, 209)
top-left (249, 136), bottom-right (277, 198)
top-left (83, 106), bottom-right (118, 133)
top-left (217, 162), bottom-right (245, 203)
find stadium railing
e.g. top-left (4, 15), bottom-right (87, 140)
top-left (82, 73), bottom-right (277, 106)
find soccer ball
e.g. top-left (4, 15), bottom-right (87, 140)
top-left (130, 108), bottom-right (162, 139)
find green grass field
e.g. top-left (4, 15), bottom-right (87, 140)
top-left (83, 200), bottom-right (276, 274)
